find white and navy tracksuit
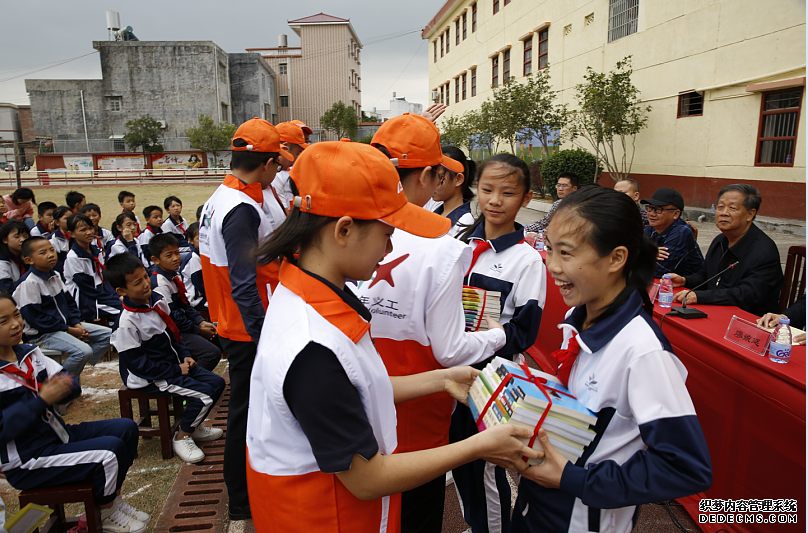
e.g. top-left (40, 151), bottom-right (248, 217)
top-left (0, 252), bottom-right (26, 293)
top-left (162, 217), bottom-right (191, 252)
top-left (0, 344), bottom-right (138, 505)
top-left (30, 221), bottom-right (52, 239)
top-left (136, 225), bottom-right (163, 267)
top-left (451, 222), bottom-right (547, 533)
top-left (49, 229), bottom-right (70, 276)
top-left (354, 229), bottom-right (506, 532)
top-left (182, 245), bottom-right (206, 310)
top-left (111, 295), bottom-right (225, 434)
top-left (108, 236), bottom-right (148, 268)
top-left (150, 266), bottom-right (221, 371)
top-left (433, 200), bottom-right (474, 237)
top-left (93, 227), bottom-right (114, 256)
top-left (63, 242), bottom-right (121, 321)
top-left (511, 291), bottom-right (712, 532)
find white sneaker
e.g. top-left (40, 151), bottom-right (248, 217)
top-left (190, 425), bottom-right (223, 442)
top-left (101, 506), bottom-right (147, 533)
top-left (114, 496), bottom-right (151, 524)
top-left (173, 433), bottom-right (205, 463)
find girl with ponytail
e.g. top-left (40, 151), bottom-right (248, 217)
top-left (510, 186), bottom-right (712, 533)
top-left (430, 146), bottom-right (476, 236)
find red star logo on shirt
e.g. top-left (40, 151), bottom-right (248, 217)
top-left (368, 254), bottom-right (409, 288)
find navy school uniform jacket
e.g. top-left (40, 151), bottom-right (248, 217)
top-left (13, 268), bottom-right (82, 336)
top-left (63, 242), bottom-right (122, 321)
top-left (512, 291), bottom-right (712, 533)
top-left (464, 222), bottom-right (546, 361)
top-left (150, 265), bottom-right (204, 335)
top-left (182, 246), bottom-right (206, 308)
top-left (107, 236), bottom-right (148, 269)
top-left (136, 225), bottom-right (163, 267)
top-left (111, 294), bottom-right (192, 388)
top-left (49, 229), bottom-right (70, 276)
top-left (0, 252), bottom-right (26, 293)
top-left (161, 217), bottom-right (191, 252)
top-left (29, 221), bottom-right (52, 239)
top-left (0, 344), bottom-right (81, 473)
top-left (93, 228), bottom-right (114, 258)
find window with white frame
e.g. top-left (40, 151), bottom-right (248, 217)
top-left (608, 0), bottom-right (639, 43)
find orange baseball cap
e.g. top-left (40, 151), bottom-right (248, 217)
top-left (276, 122), bottom-right (309, 149)
top-left (231, 118), bottom-right (294, 162)
top-left (290, 119), bottom-right (313, 136)
top-left (371, 113), bottom-right (463, 173)
top-left (290, 140), bottom-right (450, 238)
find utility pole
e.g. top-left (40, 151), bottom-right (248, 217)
top-left (13, 140), bottom-right (20, 189)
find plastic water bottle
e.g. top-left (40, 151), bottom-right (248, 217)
top-left (768, 317), bottom-right (792, 364)
top-left (710, 204), bottom-right (715, 213)
top-left (658, 274), bottom-right (673, 308)
top-left (536, 231), bottom-right (545, 251)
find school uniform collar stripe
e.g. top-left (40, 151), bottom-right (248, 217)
top-left (29, 267), bottom-right (57, 281)
top-left (223, 174), bottom-right (264, 205)
top-left (279, 261), bottom-right (371, 343)
top-left (152, 265), bottom-right (177, 278)
top-left (0, 344), bottom-right (38, 369)
top-left (122, 294), bottom-right (163, 309)
top-left (467, 222), bottom-right (526, 252)
top-left (70, 241), bottom-right (101, 260)
top-left (560, 291), bottom-right (645, 354)
top-left (53, 228), bottom-right (67, 240)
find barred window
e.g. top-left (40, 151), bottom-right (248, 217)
top-left (523, 38), bottom-right (532, 76)
top-left (503, 50), bottom-right (511, 83)
top-left (756, 88), bottom-right (803, 166)
top-left (608, 0), bottom-right (639, 43)
top-left (538, 29), bottom-right (549, 69)
top-left (677, 92), bottom-right (703, 117)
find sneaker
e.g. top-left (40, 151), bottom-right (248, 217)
top-left (101, 506), bottom-right (147, 533)
top-left (173, 433), bottom-right (205, 463)
top-left (190, 425), bottom-right (223, 442)
top-left (114, 496), bottom-right (151, 524)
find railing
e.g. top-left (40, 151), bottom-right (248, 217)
top-left (1, 168), bottom-right (230, 187)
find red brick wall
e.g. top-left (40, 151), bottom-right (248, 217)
top-left (18, 106), bottom-right (36, 164)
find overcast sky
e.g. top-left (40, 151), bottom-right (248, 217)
top-left (0, 0), bottom-right (440, 112)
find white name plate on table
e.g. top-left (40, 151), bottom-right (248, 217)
top-left (724, 315), bottom-right (771, 356)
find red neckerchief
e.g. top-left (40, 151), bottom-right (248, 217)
top-left (171, 217), bottom-right (187, 236)
top-left (11, 256), bottom-right (26, 276)
top-left (465, 240), bottom-right (492, 277)
top-left (553, 333), bottom-right (581, 388)
top-left (94, 234), bottom-right (104, 252)
top-left (171, 275), bottom-right (190, 306)
top-left (0, 356), bottom-right (38, 393)
top-left (91, 250), bottom-right (105, 276)
top-left (123, 300), bottom-right (181, 341)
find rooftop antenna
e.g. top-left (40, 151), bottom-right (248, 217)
top-left (106, 10), bottom-right (121, 41)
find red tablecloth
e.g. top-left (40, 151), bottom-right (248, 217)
top-left (526, 258), bottom-right (805, 532)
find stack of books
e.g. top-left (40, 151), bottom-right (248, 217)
top-left (462, 286), bottom-right (501, 332)
top-left (468, 356), bottom-right (597, 465)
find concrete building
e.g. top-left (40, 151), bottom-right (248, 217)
top-left (0, 104), bottom-right (21, 164)
top-left (422, 0), bottom-right (806, 218)
top-left (229, 53), bottom-right (279, 126)
top-left (26, 40), bottom-right (238, 153)
top-left (368, 93), bottom-right (425, 122)
top-left (247, 13), bottom-right (363, 140)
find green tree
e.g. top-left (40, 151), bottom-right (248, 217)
top-left (520, 68), bottom-right (568, 160)
top-left (124, 114), bottom-right (164, 167)
top-left (320, 101), bottom-right (358, 140)
top-left (489, 78), bottom-right (527, 154)
top-left (361, 111), bottom-right (381, 123)
top-left (467, 102), bottom-right (500, 156)
top-left (439, 113), bottom-right (474, 154)
top-left (568, 56), bottom-right (651, 182)
top-left (185, 114), bottom-right (237, 167)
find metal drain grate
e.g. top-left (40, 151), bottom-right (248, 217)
top-left (152, 371), bottom-right (231, 533)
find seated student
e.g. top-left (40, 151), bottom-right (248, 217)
top-left (671, 184), bottom-right (784, 315)
top-left (118, 191), bottom-right (141, 235)
top-left (182, 222), bottom-right (207, 313)
top-left (108, 212), bottom-right (148, 268)
top-left (30, 201), bottom-right (57, 238)
top-left (161, 196), bottom-right (191, 252)
top-left (49, 206), bottom-right (73, 276)
top-left (63, 213), bottom-right (122, 322)
top-left (0, 293), bottom-right (150, 533)
top-left (136, 206), bottom-right (163, 266)
top-left (13, 237), bottom-right (112, 378)
top-left (107, 253), bottom-right (225, 464)
top-left (525, 172), bottom-right (579, 233)
top-left (0, 221), bottom-right (30, 292)
top-left (149, 234), bottom-right (220, 371)
top-left (65, 190), bottom-right (86, 213)
top-left (640, 187), bottom-right (704, 278)
top-left (3, 188), bottom-right (36, 230)
top-left (196, 205), bottom-right (203, 222)
top-left (81, 203), bottom-right (114, 255)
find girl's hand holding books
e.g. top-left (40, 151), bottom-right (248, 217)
top-left (521, 429), bottom-right (569, 489)
top-left (442, 366), bottom-right (480, 406)
top-left (473, 424), bottom-right (542, 472)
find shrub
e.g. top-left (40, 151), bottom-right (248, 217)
top-left (540, 148), bottom-right (601, 200)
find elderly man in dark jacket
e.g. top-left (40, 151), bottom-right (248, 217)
top-left (671, 184), bottom-right (783, 315)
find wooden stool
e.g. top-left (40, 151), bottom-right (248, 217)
top-left (18, 482), bottom-right (102, 533)
top-left (118, 387), bottom-right (184, 460)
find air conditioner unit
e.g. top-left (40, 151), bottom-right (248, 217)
top-left (158, 120), bottom-right (167, 129)
top-left (431, 90), bottom-right (439, 102)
